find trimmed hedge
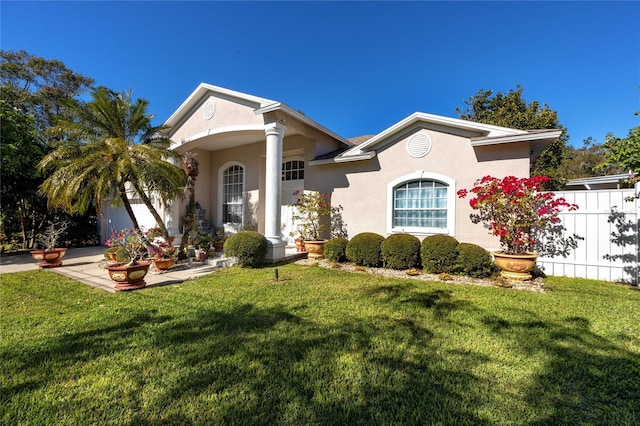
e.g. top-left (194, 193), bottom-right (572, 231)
top-left (456, 243), bottom-right (497, 278)
top-left (346, 232), bottom-right (384, 267)
top-left (421, 234), bottom-right (459, 273)
top-left (324, 237), bottom-right (348, 262)
top-left (223, 231), bottom-right (268, 267)
top-left (381, 233), bottom-right (421, 270)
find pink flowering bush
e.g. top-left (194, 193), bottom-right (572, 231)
top-left (457, 175), bottom-right (581, 257)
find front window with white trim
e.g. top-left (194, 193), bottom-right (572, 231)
top-left (387, 172), bottom-right (455, 235)
top-left (222, 165), bottom-right (244, 224)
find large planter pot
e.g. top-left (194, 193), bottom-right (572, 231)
top-left (152, 257), bottom-right (175, 271)
top-left (106, 261), bottom-right (150, 291)
top-left (30, 248), bottom-right (67, 268)
top-left (304, 240), bottom-right (327, 259)
top-left (493, 252), bottom-right (538, 281)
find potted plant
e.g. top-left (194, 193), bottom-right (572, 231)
top-left (457, 175), bottom-right (581, 280)
top-left (148, 240), bottom-right (177, 271)
top-left (104, 228), bottom-right (150, 290)
top-left (194, 232), bottom-right (213, 261)
top-left (291, 190), bottom-right (346, 259)
top-left (30, 221), bottom-right (68, 268)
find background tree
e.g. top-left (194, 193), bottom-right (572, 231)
top-left (39, 87), bottom-right (186, 242)
top-left (456, 85), bottom-right (568, 190)
top-left (562, 137), bottom-right (623, 179)
top-left (1, 50), bottom-right (95, 249)
top-left (0, 101), bottom-right (46, 247)
top-left (599, 113), bottom-right (640, 198)
top-left (1, 49), bottom-right (94, 142)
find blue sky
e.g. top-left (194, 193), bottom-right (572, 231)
top-left (2, 1), bottom-right (639, 147)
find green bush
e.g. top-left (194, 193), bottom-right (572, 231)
top-left (223, 231), bottom-right (268, 268)
top-left (324, 237), bottom-right (348, 262)
top-left (456, 243), bottom-right (497, 278)
top-left (104, 246), bottom-right (118, 260)
top-left (421, 234), bottom-right (459, 273)
top-left (346, 232), bottom-right (384, 267)
top-left (380, 233), bottom-right (421, 270)
top-left (114, 247), bottom-right (131, 264)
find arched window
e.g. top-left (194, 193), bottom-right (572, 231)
top-left (394, 180), bottom-right (447, 228)
top-left (222, 164), bottom-right (244, 224)
top-left (282, 160), bottom-right (304, 181)
top-left (387, 172), bottom-right (455, 235)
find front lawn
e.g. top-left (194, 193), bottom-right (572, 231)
top-left (1, 265), bottom-right (639, 425)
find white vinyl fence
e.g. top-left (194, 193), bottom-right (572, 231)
top-left (538, 185), bottom-right (639, 285)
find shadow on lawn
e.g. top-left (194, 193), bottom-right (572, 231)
top-left (482, 312), bottom-right (640, 424)
top-left (135, 299), bottom-right (492, 425)
top-left (3, 284), bottom-right (638, 424)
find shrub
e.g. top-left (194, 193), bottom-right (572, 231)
top-left (324, 237), bottom-right (348, 262)
top-left (346, 232), bottom-right (384, 267)
top-left (456, 243), bottom-right (497, 278)
top-left (223, 231), bottom-right (268, 267)
top-left (380, 233), bottom-right (421, 270)
top-left (421, 234), bottom-right (459, 273)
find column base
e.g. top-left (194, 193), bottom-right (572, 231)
top-left (266, 239), bottom-right (286, 262)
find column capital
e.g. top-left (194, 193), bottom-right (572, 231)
top-left (264, 122), bottom-right (287, 137)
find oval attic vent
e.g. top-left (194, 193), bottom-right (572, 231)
top-left (203, 99), bottom-right (216, 120)
top-left (406, 133), bottom-right (432, 158)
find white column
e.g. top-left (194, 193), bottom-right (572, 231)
top-left (264, 122), bottom-right (287, 261)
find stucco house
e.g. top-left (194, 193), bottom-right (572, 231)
top-left (100, 83), bottom-right (562, 261)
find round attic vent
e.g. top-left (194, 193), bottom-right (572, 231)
top-left (203, 99), bottom-right (216, 120)
top-left (407, 133), bottom-right (432, 158)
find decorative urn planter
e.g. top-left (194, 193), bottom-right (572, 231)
top-left (152, 257), bottom-right (175, 271)
top-left (304, 240), bottom-right (327, 259)
top-left (30, 248), bottom-right (67, 268)
top-left (493, 252), bottom-right (538, 281)
top-left (106, 261), bottom-right (150, 291)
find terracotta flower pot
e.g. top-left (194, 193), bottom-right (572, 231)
top-left (30, 248), bottom-right (67, 268)
top-left (152, 257), bottom-right (175, 271)
top-left (493, 252), bottom-right (538, 281)
top-left (106, 261), bottom-right (150, 291)
top-left (304, 240), bottom-right (327, 259)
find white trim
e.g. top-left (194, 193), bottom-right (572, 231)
top-left (217, 161), bottom-right (246, 229)
top-left (344, 112), bottom-right (527, 157)
top-left (255, 102), bottom-right (352, 147)
top-left (178, 124), bottom-right (267, 146)
top-left (470, 130), bottom-right (562, 146)
top-left (386, 171), bottom-right (456, 236)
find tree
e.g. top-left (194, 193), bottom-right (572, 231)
top-left (562, 137), bottom-right (623, 179)
top-left (1, 50), bottom-right (95, 248)
top-left (599, 113), bottom-right (640, 198)
top-left (0, 101), bottom-right (47, 247)
top-left (456, 86), bottom-right (568, 190)
top-left (39, 87), bottom-right (187, 241)
top-left (1, 49), bottom-right (94, 142)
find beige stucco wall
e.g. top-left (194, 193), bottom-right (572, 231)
top-left (327, 128), bottom-right (532, 250)
top-left (169, 94), bottom-right (264, 145)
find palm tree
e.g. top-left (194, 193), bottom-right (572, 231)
top-left (39, 87), bottom-right (186, 242)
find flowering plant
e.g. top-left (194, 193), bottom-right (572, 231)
top-left (291, 190), bottom-right (347, 241)
top-left (147, 241), bottom-right (176, 259)
top-left (105, 228), bottom-right (146, 265)
top-left (457, 175), bottom-right (581, 257)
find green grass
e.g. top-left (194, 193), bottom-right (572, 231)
top-left (1, 265), bottom-right (639, 425)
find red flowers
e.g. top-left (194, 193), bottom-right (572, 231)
top-left (458, 175), bottom-right (580, 256)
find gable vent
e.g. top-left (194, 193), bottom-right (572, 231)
top-left (407, 134), bottom-right (432, 158)
top-left (203, 99), bottom-right (216, 120)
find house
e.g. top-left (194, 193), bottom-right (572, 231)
top-left (100, 83), bottom-right (562, 261)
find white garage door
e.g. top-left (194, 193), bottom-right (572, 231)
top-left (103, 200), bottom-right (156, 243)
